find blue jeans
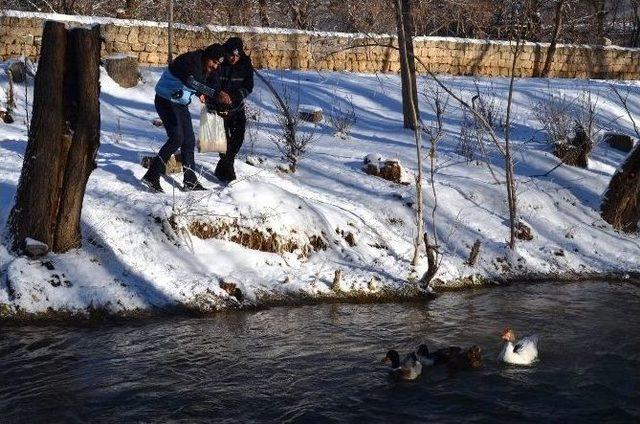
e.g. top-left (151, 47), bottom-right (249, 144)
top-left (146, 95), bottom-right (198, 184)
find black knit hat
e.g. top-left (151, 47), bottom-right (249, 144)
top-left (203, 43), bottom-right (225, 61)
top-left (223, 37), bottom-right (244, 55)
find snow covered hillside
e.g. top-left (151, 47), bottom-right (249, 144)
top-left (1, 63), bottom-right (639, 318)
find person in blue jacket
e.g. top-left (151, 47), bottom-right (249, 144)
top-left (142, 43), bottom-right (225, 192)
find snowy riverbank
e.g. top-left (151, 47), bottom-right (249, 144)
top-left (1, 63), bottom-right (639, 319)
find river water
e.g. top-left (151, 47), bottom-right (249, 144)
top-left (1, 281), bottom-right (639, 423)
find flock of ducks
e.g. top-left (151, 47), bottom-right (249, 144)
top-left (383, 328), bottom-right (539, 380)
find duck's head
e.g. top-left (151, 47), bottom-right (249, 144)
top-left (416, 344), bottom-right (429, 357)
top-left (466, 345), bottom-right (483, 368)
top-left (383, 350), bottom-right (401, 368)
top-left (501, 328), bottom-right (516, 342)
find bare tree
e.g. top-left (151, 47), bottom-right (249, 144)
top-left (540, 0), bottom-right (567, 78)
top-left (395, 0), bottom-right (420, 130)
top-left (394, 0), bottom-right (425, 266)
top-left (167, 0), bottom-right (173, 64)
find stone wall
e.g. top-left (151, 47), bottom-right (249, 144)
top-left (2, 10), bottom-right (640, 79)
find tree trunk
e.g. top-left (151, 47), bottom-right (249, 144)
top-left (8, 21), bottom-right (68, 251)
top-left (125, 0), bottom-right (139, 18)
top-left (8, 21), bottom-right (101, 254)
top-left (504, 38), bottom-right (522, 249)
top-left (601, 143), bottom-right (640, 233)
top-left (167, 0), bottom-right (174, 64)
top-left (395, 0), bottom-right (420, 130)
top-left (54, 26), bottom-right (101, 252)
top-left (595, 0), bottom-right (607, 40)
top-left (395, 0), bottom-right (424, 266)
top-left (540, 0), bottom-right (565, 78)
top-left (258, 0), bottom-right (270, 27)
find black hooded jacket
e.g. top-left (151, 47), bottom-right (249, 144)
top-left (207, 54), bottom-right (254, 115)
top-left (169, 50), bottom-right (206, 88)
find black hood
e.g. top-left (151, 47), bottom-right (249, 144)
top-left (223, 37), bottom-right (244, 56)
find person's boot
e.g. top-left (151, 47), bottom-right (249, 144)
top-left (142, 173), bottom-right (164, 193)
top-left (142, 156), bottom-right (165, 193)
top-left (183, 180), bottom-right (207, 191)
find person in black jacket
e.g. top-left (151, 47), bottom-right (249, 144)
top-left (142, 44), bottom-right (225, 193)
top-left (207, 37), bottom-right (254, 183)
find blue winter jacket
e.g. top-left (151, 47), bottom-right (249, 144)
top-left (155, 69), bottom-right (196, 105)
top-left (155, 50), bottom-right (216, 105)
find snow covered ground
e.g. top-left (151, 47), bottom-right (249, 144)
top-left (1, 63), bottom-right (639, 318)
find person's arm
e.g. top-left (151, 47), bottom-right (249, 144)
top-left (170, 50), bottom-right (208, 96)
top-left (187, 76), bottom-right (218, 100)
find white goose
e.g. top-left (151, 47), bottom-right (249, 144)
top-left (497, 328), bottom-right (539, 365)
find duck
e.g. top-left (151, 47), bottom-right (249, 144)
top-left (382, 350), bottom-right (422, 380)
top-left (447, 345), bottom-right (483, 371)
top-left (416, 344), bottom-right (462, 366)
top-left (497, 328), bottom-right (539, 365)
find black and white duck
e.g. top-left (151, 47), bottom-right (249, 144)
top-left (382, 350), bottom-right (423, 380)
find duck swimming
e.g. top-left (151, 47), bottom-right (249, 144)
top-left (416, 344), bottom-right (462, 366)
top-left (447, 345), bottom-right (483, 371)
top-left (497, 328), bottom-right (539, 365)
top-left (383, 350), bottom-right (422, 380)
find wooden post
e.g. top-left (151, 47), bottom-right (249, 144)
top-left (8, 21), bottom-right (101, 253)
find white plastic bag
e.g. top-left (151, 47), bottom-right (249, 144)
top-left (198, 106), bottom-right (227, 153)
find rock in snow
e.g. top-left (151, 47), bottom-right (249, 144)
top-left (24, 238), bottom-right (49, 258)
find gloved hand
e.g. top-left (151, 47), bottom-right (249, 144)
top-left (171, 89), bottom-right (184, 100)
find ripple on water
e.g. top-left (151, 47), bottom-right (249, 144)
top-left (0, 281), bottom-right (639, 423)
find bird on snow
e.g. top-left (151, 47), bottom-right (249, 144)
top-left (497, 328), bottom-right (539, 365)
top-left (415, 344), bottom-right (462, 366)
top-left (382, 350), bottom-right (422, 380)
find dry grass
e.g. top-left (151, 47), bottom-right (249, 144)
top-left (183, 218), bottom-right (327, 257)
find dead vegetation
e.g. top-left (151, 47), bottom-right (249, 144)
top-left (179, 218), bottom-right (327, 257)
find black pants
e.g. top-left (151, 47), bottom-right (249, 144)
top-left (145, 95), bottom-right (198, 185)
top-left (214, 111), bottom-right (246, 182)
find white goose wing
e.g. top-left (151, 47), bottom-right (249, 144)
top-left (513, 334), bottom-right (539, 363)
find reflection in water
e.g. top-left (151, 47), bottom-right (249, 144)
top-left (1, 282), bottom-right (639, 422)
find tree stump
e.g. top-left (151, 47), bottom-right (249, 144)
top-left (553, 124), bottom-right (593, 168)
top-left (104, 55), bottom-right (140, 88)
top-left (299, 106), bottom-right (323, 123)
top-left (601, 144), bottom-right (640, 232)
top-left (603, 133), bottom-right (634, 152)
top-left (8, 21), bottom-right (101, 253)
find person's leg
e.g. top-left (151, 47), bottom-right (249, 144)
top-left (228, 111), bottom-right (246, 157)
top-left (214, 117), bottom-right (235, 181)
top-left (144, 96), bottom-right (184, 183)
top-left (177, 105), bottom-right (198, 185)
top-left (215, 112), bottom-right (245, 182)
